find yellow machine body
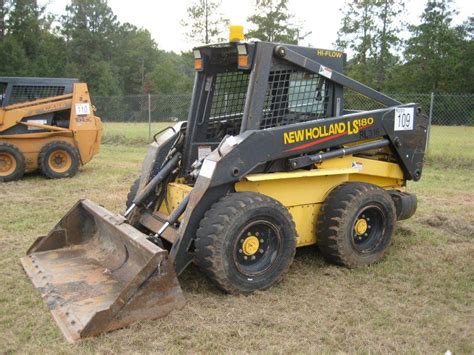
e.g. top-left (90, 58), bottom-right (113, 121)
top-left (0, 83), bottom-right (102, 174)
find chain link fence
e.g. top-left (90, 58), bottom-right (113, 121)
top-left (93, 92), bottom-right (473, 144)
top-left (344, 93), bottom-right (473, 126)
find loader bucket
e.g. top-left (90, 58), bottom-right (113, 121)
top-left (20, 199), bottom-right (185, 342)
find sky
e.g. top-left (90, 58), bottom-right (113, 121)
top-left (41, 0), bottom-right (474, 53)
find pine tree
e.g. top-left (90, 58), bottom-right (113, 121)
top-left (62, 0), bottom-right (121, 95)
top-left (0, 0), bottom-right (9, 39)
top-left (181, 0), bottom-right (229, 45)
top-left (374, 0), bottom-right (404, 90)
top-left (336, 0), bottom-right (378, 85)
top-left (404, 0), bottom-right (464, 92)
top-left (247, 0), bottom-right (298, 44)
top-left (7, 0), bottom-right (42, 57)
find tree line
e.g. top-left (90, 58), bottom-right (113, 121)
top-left (0, 0), bottom-right (472, 97)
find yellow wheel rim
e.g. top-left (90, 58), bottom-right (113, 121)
top-left (242, 236), bottom-right (260, 256)
top-left (354, 218), bottom-right (368, 235)
top-left (0, 152), bottom-right (16, 177)
top-left (48, 149), bottom-right (72, 173)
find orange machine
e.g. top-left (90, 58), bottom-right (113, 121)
top-left (0, 77), bottom-right (102, 181)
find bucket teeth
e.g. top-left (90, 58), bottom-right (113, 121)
top-left (20, 199), bottom-right (185, 342)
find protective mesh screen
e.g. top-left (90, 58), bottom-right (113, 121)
top-left (260, 70), bottom-right (329, 129)
top-left (207, 71), bottom-right (249, 138)
top-left (10, 85), bottom-right (65, 104)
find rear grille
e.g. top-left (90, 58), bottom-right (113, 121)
top-left (9, 85), bottom-right (65, 104)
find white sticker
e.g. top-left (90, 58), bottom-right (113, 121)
top-left (318, 65), bottom-right (333, 79)
top-left (199, 159), bottom-right (216, 179)
top-left (394, 107), bottom-right (414, 131)
top-left (352, 161), bottom-right (363, 171)
top-left (75, 103), bottom-right (91, 116)
top-left (198, 145), bottom-right (212, 161)
top-left (27, 119), bottom-right (47, 130)
top-left (225, 135), bottom-right (241, 147)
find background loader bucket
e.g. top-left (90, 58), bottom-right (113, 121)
top-left (20, 199), bottom-right (185, 342)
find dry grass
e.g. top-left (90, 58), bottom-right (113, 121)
top-left (0, 125), bottom-right (472, 354)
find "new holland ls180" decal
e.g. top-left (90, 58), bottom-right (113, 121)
top-left (283, 117), bottom-right (374, 152)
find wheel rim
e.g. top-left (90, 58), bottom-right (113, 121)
top-left (351, 204), bottom-right (386, 253)
top-left (0, 152), bottom-right (16, 177)
top-left (48, 149), bottom-right (72, 173)
top-left (233, 219), bottom-right (281, 276)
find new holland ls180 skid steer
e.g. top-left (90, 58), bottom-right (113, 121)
top-left (21, 29), bottom-right (427, 342)
top-left (0, 77), bottom-right (102, 181)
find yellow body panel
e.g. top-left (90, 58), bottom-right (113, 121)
top-left (160, 156), bottom-right (405, 248)
top-left (159, 182), bottom-right (193, 218)
top-left (0, 83), bottom-right (102, 173)
top-left (236, 156), bottom-right (404, 247)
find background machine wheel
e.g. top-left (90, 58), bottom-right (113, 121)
top-left (316, 182), bottom-right (396, 268)
top-left (195, 192), bottom-right (297, 294)
top-left (0, 143), bottom-right (25, 182)
top-left (39, 141), bottom-right (80, 179)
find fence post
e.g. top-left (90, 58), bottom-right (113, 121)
top-left (148, 93), bottom-right (151, 142)
top-left (426, 92), bottom-right (434, 152)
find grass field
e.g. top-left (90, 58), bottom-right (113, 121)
top-left (0, 125), bottom-right (472, 353)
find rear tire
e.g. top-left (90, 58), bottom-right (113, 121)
top-left (0, 143), bottom-right (25, 182)
top-left (39, 141), bottom-right (80, 179)
top-left (195, 192), bottom-right (297, 294)
top-left (316, 182), bottom-right (396, 268)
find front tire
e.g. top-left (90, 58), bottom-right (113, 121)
top-left (195, 192), bottom-right (297, 294)
top-left (316, 182), bottom-right (396, 268)
top-left (39, 141), bottom-right (80, 179)
top-left (0, 143), bottom-right (25, 182)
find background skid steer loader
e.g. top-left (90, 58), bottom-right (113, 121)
top-left (21, 34), bottom-right (427, 341)
top-left (0, 77), bottom-right (102, 181)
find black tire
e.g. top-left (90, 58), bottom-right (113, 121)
top-left (126, 177), bottom-right (141, 209)
top-left (195, 192), bottom-right (297, 294)
top-left (316, 182), bottom-right (396, 268)
top-left (0, 143), bottom-right (25, 182)
top-left (38, 141), bottom-right (80, 179)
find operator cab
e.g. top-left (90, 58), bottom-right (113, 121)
top-left (182, 40), bottom-right (346, 173)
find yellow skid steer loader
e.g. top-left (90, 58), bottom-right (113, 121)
top-left (21, 35), bottom-right (427, 342)
top-left (0, 77), bottom-right (102, 181)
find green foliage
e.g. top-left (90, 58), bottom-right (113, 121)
top-left (0, 0), bottom-right (194, 97)
top-left (402, 0), bottom-right (464, 92)
top-left (182, 0), bottom-right (229, 45)
top-left (0, 0), bottom-right (471, 98)
top-left (337, 0), bottom-right (404, 90)
top-left (247, 0), bottom-right (298, 44)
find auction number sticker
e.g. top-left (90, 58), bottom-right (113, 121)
top-left (394, 107), bottom-right (414, 131)
top-left (75, 103), bottom-right (91, 116)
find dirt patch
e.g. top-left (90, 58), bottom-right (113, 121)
top-left (421, 214), bottom-right (474, 237)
